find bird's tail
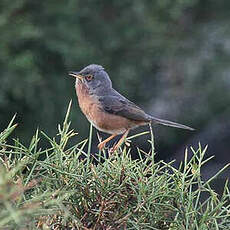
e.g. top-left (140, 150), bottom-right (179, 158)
top-left (150, 116), bottom-right (194, 131)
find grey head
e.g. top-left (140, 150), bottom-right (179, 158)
top-left (69, 64), bottom-right (112, 93)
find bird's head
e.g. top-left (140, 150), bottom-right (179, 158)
top-left (69, 64), bottom-right (112, 92)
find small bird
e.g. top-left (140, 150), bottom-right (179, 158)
top-left (69, 64), bottom-right (194, 152)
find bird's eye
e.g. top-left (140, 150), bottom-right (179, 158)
top-left (85, 75), bottom-right (94, 82)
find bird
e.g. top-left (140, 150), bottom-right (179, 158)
top-left (69, 64), bottom-right (194, 152)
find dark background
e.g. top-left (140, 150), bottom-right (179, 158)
top-left (1, 0), bottom-right (230, 183)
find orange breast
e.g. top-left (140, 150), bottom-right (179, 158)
top-left (75, 82), bottom-right (147, 134)
top-left (76, 82), bottom-right (95, 119)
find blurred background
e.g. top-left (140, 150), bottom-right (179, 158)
top-left (1, 0), bottom-right (230, 185)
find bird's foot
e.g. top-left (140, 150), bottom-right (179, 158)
top-left (109, 145), bottom-right (117, 153)
top-left (97, 141), bottom-right (106, 150)
top-left (97, 134), bottom-right (117, 151)
top-left (110, 130), bottom-right (130, 153)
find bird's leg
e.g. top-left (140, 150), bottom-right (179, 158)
top-left (111, 129), bottom-right (130, 152)
top-left (98, 134), bottom-right (117, 150)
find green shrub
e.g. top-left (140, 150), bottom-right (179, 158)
top-left (0, 102), bottom-right (229, 229)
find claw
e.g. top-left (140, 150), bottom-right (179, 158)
top-left (98, 142), bottom-right (106, 150)
top-left (97, 134), bottom-right (117, 151)
top-left (109, 129), bottom-right (130, 153)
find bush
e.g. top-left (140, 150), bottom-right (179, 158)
top-left (0, 102), bottom-right (229, 229)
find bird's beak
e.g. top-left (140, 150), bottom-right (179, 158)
top-left (68, 71), bottom-right (84, 80)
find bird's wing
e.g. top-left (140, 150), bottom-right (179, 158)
top-left (98, 95), bottom-right (150, 122)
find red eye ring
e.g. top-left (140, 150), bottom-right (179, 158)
top-left (85, 75), bottom-right (94, 81)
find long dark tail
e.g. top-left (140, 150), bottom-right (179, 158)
top-left (150, 116), bottom-right (194, 131)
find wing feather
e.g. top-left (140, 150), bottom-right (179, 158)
top-left (99, 96), bottom-right (150, 122)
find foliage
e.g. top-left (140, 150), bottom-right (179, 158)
top-left (0, 103), bottom-right (229, 229)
